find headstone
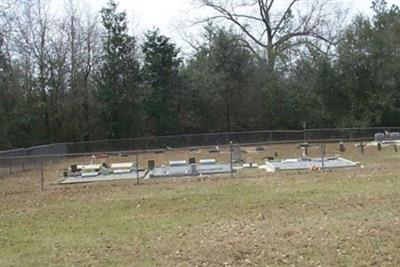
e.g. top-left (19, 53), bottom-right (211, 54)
top-left (390, 132), bottom-right (400, 140)
top-left (299, 142), bottom-right (312, 156)
top-left (199, 159), bottom-right (216, 165)
top-left (148, 160), bottom-right (155, 170)
top-left (375, 133), bottom-right (385, 142)
top-left (190, 164), bottom-right (197, 174)
top-left (209, 146), bottom-right (220, 153)
top-left (189, 157), bottom-right (196, 164)
top-left (339, 142), bottom-right (345, 152)
top-left (71, 164), bottom-right (79, 173)
top-left (169, 160), bottom-right (187, 167)
top-left (255, 146), bottom-right (265, 151)
top-left (189, 147), bottom-right (198, 152)
top-left (232, 144), bottom-right (243, 162)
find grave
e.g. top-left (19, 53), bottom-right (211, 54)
top-left (260, 157), bottom-right (358, 172)
top-left (389, 132), bottom-right (400, 140)
top-left (57, 171), bottom-right (147, 184)
top-left (245, 146), bottom-right (266, 153)
top-left (80, 164), bottom-right (101, 177)
top-left (232, 144), bottom-right (244, 163)
top-left (370, 132), bottom-right (400, 148)
top-left (189, 147), bottom-right (199, 153)
top-left (150, 158), bottom-right (232, 178)
top-left (374, 132), bottom-right (400, 143)
top-left (110, 162), bottom-right (135, 174)
top-left (208, 146), bottom-right (221, 153)
top-left (339, 142), bottom-right (345, 152)
top-left (57, 162), bottom-right (146, 184)
top-left (242, 162), bottom-right (259, 168)
top-left (375, 133), bottom-right (385, 142)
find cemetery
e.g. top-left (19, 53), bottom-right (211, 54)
top-left (54, 138), bottom-right (369, 183)
top-left (2, 134), bottom-right (400, 266)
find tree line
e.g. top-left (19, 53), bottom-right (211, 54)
top-left (0, 0), bottom-right (399, 149)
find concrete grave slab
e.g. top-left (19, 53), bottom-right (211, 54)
top-left (260, 157), bottom-right (358, 172)
top-left (57, 171), bottom-right (147, 184)
top-left (150, 158), bottom-right (233, 178)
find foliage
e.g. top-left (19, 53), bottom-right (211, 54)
top-left (184, 25), bottom-right (263, 132)
top-left (141, 29), bottom-right (182, 135)
top-left (1, 0), bottom-right (400, 148)
top-left (97, 0), bottom-right (142, 138)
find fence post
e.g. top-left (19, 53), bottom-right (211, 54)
top-left (136, 150), bottom-right (139, 185)
top-left (229, 141), bottom-right (233, 178)
top-left (8, 159), bottom-right (12, 174)
top-left (40, 156), bottom-right (44, 191)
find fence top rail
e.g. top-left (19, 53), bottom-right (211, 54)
top-left (0, 136), bottom-right (376, 160)
top-left (65, 127), bottom-right (399, 146)
top-left (0, 126), bottom-right (397, 156)
top-left (0, 148), bottom-right (26, 154)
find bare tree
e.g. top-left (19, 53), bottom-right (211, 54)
top-left (0, 0), bottom-right (19, 55)
top-left (194, 0), bottom-right (344, 70)
top-left (60, 0), bottom-right (102, 140)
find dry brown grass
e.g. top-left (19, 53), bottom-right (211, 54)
top-left (1, 142), bottom-right (400, 266)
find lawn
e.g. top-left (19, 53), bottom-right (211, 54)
top-left (1, 143), bottom-right (400, 266)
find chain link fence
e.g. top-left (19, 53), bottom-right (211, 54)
top-left (64, 127), bottom-right (399, 153)
top-left (0, 127), bottom-right (398, 179)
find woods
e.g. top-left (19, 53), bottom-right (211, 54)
top-left (0, 0), bottom-right (399, 149)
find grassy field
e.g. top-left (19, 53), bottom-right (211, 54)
top-left (1, 143), bottom-right (400, 266)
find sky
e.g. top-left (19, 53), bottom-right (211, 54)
top-left (66, 0), bottom-right (400, 52)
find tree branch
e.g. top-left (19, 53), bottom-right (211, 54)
top-left (200, 0), bottom-right (268, 48)
top-left (271, 0), bottom-right (298, 39)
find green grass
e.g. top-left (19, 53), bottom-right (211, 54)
top-left (1, 144), bottom-right (400, 266)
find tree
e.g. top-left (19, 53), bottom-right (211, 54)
top-left (195, 0), bottom-right (343, 70)
top-left (141, 29), bottom-right (182, 135)
top-left (97, 0), bottom-right (142, 138)
top-left (336, 1), bottom-right (400, 126)
top-left (60, 1), bottom-right (103, 141)
top-left (0, 38), bottom-right (11, 148)
top-left (184, 25), bottom-right (263, 132)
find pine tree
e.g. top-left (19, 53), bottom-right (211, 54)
top-left (97, 0), bottom-right (142, 138)
top-left (142, 29), bottom-right (182, 135)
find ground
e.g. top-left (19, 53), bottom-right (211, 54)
top-left (1, 143), bottom-right (400, 266)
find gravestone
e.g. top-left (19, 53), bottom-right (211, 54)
top-left (148, 160), bottom-right (155, 170)
top-left (232, 144), bottom-right (243, 163)
top-left (375, 133), bottom-right (384, 142)
top-left (390, 132), bottom-right (400, 140)
top-left (339, 141), bottom-right (345, 152)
